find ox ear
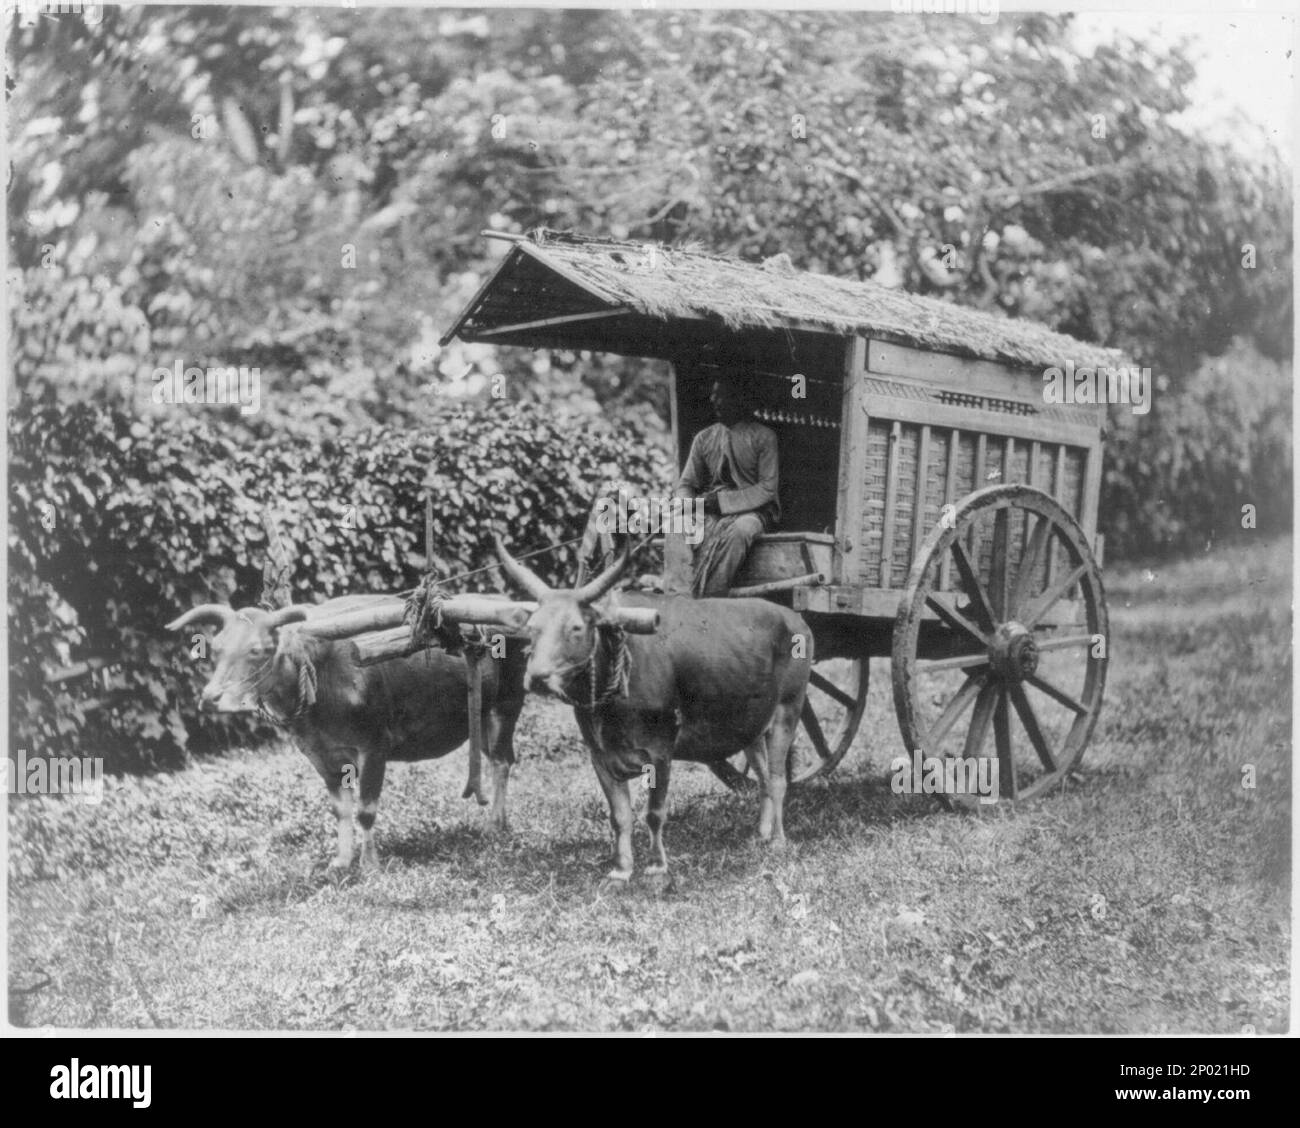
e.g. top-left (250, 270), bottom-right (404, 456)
top-left (267, 606), bottom-right (310, 630)
top-left (575, 539), bottom-right (630, 605)
top-left (165, 604), bottom-right (234, 632)
top-left (493, 530), bottom-right (551, 600)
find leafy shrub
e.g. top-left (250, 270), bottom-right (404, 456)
top-left (8, 396), bottom-right (669, 770)
top-left (1101, 339), bottom-right (1292, 559)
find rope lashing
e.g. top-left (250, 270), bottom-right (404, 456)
top-left (256, 628), bottom-right (318, 724)
top-left (406, 575), bottom-right (466, 655)
top-left (560, 621), bottom-right (631, 712)
top-left (599, 623), bottom-right (632, 707)
top-left (405, 574), bottom-right (494, 657)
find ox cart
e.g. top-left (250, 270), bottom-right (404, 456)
top-left (435, 229), bottom-right (1120, 804)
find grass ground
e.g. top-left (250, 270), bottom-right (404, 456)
top-left (7, 535), bottom-right (1291, 1032)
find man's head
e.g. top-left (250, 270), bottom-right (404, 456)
top-left (709, 373), bottom-right (750, 427)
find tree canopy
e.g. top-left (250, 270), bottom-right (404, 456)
top-left (9, 7), bottom-right (1290, 425)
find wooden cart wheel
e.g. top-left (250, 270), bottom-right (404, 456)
top-left (892, 484), bottom-right (1108, 805)
top-left (711, 657), bottom-right (869, 788)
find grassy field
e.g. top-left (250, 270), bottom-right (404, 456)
top-left (7, 535), bottom-right (1291, 1032)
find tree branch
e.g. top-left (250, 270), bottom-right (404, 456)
top-left (977, 159), bottom-right (1135, 203)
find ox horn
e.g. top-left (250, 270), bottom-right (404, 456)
top-left (165, 604), bottom-right (234, 631)
top-left (493, 532), bottom-right (552, 600)
top-left (575, 539), bottom-right (631, 605)
top-left (267, 606), bottom-right (311, 629)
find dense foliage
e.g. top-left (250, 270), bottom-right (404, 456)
top-left (1103, 339), bottom-right (1293, 558)
top-left (8, 397), bottom-right (669, 768)
top-left (5, 8), bottom-right (1292, 763)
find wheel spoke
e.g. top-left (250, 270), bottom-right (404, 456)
top-left (1010, 515), bottom-right (1052, 616)
top-left (917, 654), bottom-right (991, 674)
top-left (950, 539), bottom-right (998, 632)
top-left (1008, 682), bottom-right (1057, 772)
top-left (925, 593), bottom-right (989, 647)
top-left (894, 487), bottom-right (1106, 806)
top-left (994, 688), bottom-right (1018, 799)
top-left (962, 681), bottom-right (998, 760)
top-left (926, 673), bottom-right (986, 749)
top-left (809, 669), bottom-right (856, 709)
top-left (1026, 673), bottom-right (1090, 715)
top-left (789, 660), bottom-right (866, 784)
top-left (989, 508), bottom-right (1010, 621)
top-left (800, 699), bottom-right (832, 763)
top-left (1033, 633), bottom-right (1095, 653)
top-left (1022, 563), bottom-right (1088, 628)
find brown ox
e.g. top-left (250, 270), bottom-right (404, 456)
top-left (495, 536), bottom-right (812, 881)
top-left (166, 596), bottom-right (527, 869)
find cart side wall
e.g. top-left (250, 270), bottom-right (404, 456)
top-left (825, 337), bottom-right (1104, 609)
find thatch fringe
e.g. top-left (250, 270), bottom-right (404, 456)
top-left (525, 229), bottom-right (1126, 372)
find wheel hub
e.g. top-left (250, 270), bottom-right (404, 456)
top-left (988, 621), bottom-right (1038, 682)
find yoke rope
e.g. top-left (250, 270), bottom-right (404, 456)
top-left (392, 530), bottom-right (655, 600)
top-left (256, 629), bottom-right (317, 724)
top-left (404, 575), bottom-right (491, 656)
top-left (553, 622), bottom-right (631, 711)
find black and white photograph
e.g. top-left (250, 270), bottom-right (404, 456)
top-left (4, 0), bottom-right (1294, 1050)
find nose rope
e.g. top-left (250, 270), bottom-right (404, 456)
top-left (255, 657), bottom-right (317, 725)
top-left (556, 623), bottom-right (630, 711)
top-left (393, 534), bottom-right (588, 599)
top-left (213, 654), bottom-right (278, 703)
top-left (254, 637), bottom-right (318, 725)
top-left (394, 530), bottom-right (654, 599)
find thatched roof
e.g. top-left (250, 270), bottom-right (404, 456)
top-left (442, 229), bottom-right (1125, 372)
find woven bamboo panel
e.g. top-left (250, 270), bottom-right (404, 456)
top-left (1063, 447), bottom-right (1085, 514)
top-left (860, 422), bottom-right (890, 586)
top-left (1053, 447), bottom-right (1086, 592)
top-left (1034, 443), bottom-right (1058, 494)
top-left (921, 429), bottom-right (949, 548)
top-left (856, 416), bottom-right (1091, 597)
top-left (889, 425), bottom-right (920, 587)
top-left (1005, 442), bottom-right (1031, 594)
top-left (1009, 441), bottom-right (1030, 487)
top-left (954, 432), bottom-right (976, 501)
top-left (983, 435), bottom-right (1005, 488)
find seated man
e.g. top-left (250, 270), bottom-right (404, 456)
top-left (668, 372), bottom-right (780, 597)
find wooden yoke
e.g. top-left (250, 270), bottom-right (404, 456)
top-left (301, 493), bottom-right (662, 805)
top-left (301, 597), bottom-right (657, 652)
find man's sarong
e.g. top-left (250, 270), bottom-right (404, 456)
top-left (689, 512), bottom-right (768, 597)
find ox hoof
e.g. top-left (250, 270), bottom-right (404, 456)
top-left (358, 849), bottom-right (380, 871)
top-left (643, 863), bottom-right (667, 876)
top-left (601, 870), bottom-right (633, 887)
